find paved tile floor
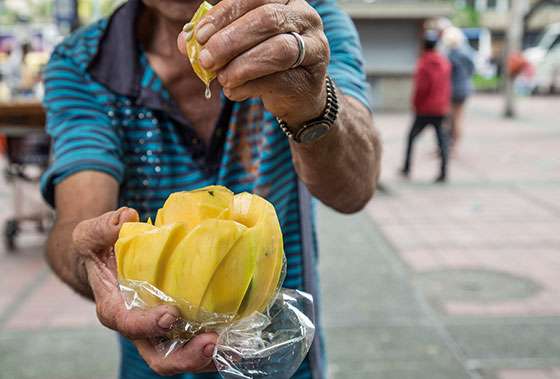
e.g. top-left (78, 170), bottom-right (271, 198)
top-left (0, 94), bottom-right (559, 379)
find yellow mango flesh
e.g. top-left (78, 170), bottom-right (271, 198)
top-left (154, 209), bottom-right (165, 227)
top-left (160, 219), bottom-right (247, 319)
top-left (200, 230), bottom-right (257, 315)
top-left (159, 186), bottom-right (233, 230)
top-left (115, 186), bottom-right (285, 323)
top-left (115, 222), bottom-right (157, 279)
top-left (116, 223), bottom-right (189, 286)
top-left (118, 222), bottom-right (156, 239)
top-left (186, 1), bottom-right (216, 87)
top-left (232, 193), bottom-right (284, 318)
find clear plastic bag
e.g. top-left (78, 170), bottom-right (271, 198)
top-left (119, 281), bottom-right (315, 379)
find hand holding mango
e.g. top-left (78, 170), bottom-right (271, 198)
top-left (115, 186), bottom-right (284, 324)
top-left (177, 0), bottom-right (330, 125)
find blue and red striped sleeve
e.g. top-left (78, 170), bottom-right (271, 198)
top-left (312, 0), bottom-right (371, 111)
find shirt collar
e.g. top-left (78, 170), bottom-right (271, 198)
top-left (88, 0), bottom-right (143, 98)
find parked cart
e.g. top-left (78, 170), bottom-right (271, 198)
top-left (0, 102), bottom-right (51, 252)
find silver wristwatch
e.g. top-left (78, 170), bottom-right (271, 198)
top-left (277, 76), bottom-right (339, 144)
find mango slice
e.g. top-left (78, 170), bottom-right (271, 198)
top-left (118, 222), bottom-right (156, 239)
top-left (116, 223), bottom-right (189, 285)
top-left (159, 186), bottom-right (233, 231)
top-left (161, 219), bottom-right (247, 319)
top-left (200, 230), bottom-right (257, 315)
top-left (232, 193), bottom-right (284, 318)
top-left (186, 1), bottom-right (216, 93)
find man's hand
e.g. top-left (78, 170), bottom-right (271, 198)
top-left (73, 207), bottom-right (217, 376)
top-left (178, 0), bottom-right (330, 126)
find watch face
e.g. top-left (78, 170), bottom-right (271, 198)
top-left (300, 123), bottom-right (330, 144)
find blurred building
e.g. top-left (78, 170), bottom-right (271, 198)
top-left (340, 0), bottom-right (454, 111)
top-left (462, 0), bottom-right (560, 53)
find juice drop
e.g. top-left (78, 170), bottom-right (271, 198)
top-left (185, 1), bottom-right (216, 100)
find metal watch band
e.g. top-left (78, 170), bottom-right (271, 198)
top-left (277, 76), bottom-right (339, 144)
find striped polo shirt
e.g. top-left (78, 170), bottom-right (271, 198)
top-left (41, 1), bottom-right (369, 378)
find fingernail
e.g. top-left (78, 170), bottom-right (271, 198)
top-left (182, 22), bottom-right (193, 32)
top-left (199, 49), bottom-right (214, 69)
top-left (158, 313), bottom-right (177, 330)
top-left (196, 23), bottom-right (215, 44)
top-left (111, 207), bottom-right (127, 225)
top-left (184, 30), bottom-right (193, 42)
top-left (203, 344), bottom-right (215, 358)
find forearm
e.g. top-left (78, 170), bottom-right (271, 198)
top-left (290, 95), bottom-right (381, 214)
top-left (45, 171), bottom-right (120, 300)
top-left (47, 220), bottom-right (93, 300)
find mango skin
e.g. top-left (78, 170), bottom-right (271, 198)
top-left (114, 186), bottom-right (285, 323)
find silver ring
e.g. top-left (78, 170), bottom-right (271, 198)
top-left (288, 31), bottom-right (305, 68)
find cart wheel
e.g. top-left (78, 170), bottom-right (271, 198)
top-left (4, 220), bottom-right (18, 253)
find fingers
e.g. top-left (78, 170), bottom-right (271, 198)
top-left (194, 0), bottom-right (287, 44)
top-left (88, 260), bottom-right (182, 340)
top-left (224, 69), bottom-right (326, 123)
top-left (73, 207), bottom-right (139, 255)
top-left (177, 30), bottom-right (188, 56)
top-left (135, 333), bottom-right (218, 376)
top-left (199, 1), bottom-right (321, 72)
top-left (218, 32), bottom-right (328, 89)
top-left (177, 0), bottom-right (283, 57)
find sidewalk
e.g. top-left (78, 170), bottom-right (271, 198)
top-left (320, 94), bottom-right (560, 379)
top-left (0, 94), bottom-right (559, 379)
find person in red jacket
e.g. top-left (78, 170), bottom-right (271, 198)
top-left (401, 31), bottom-right (451, 183)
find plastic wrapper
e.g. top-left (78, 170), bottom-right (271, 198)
top-left (119, 280), bottom-right (315, 379)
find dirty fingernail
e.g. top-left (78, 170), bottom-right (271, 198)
top-left (196, 23), bottom-right (215, 43)
top-left (203, 344), bottom-right (215, 358)
top-left (199, 49), bottom-right (214, 69)
top-left (183, 22), bottom-right (193, 32)
top-left (158, 313), bottom-right (177, 330)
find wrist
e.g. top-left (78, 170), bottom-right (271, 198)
top-left (281, 80), bottom-right (327, 128)
top-left (278, 76), bottom-right (339, 144)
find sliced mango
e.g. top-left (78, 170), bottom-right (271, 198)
top-left (154, 209), bottom-right (164, 227)
top-left (160, 219), bottom-right (246, 319)
top-left (160, 186), bottom-right (233, 230)
top-left (232, 194), bottom-right (284, 318)
top-left (118, 222), bottom-right (156, 239)
top-left (116, 223), bottom-right (189, 286)
top-left (200, 230), bottom-right (257, 315)
top-left (114, 186), bottom-right (285, 324)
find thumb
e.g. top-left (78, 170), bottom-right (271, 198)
top-left (73, 207), bottom-right (139, 255)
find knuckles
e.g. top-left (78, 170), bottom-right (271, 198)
top-left (306, 7), bottom-right (323, 29)
top-left (276, 34), bottom-right (299, 67)
top-left (257, 4), bottom-right (286, 34)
